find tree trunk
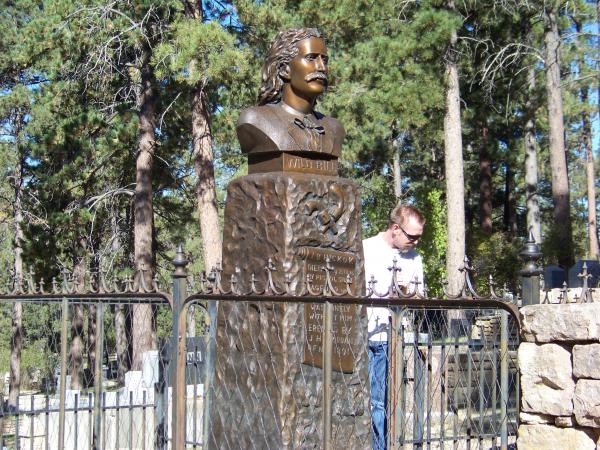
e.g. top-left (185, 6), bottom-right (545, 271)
top-left (443, 9), bottom-right (466, 294)
top-left (115, 305), bottom-right (128, 383)
top-left (189, 85), bottom-right (220, 338)
top-left (8, 115), bottom-right (24, 409)
top-left (70, 236), bottom-right (87, 389)
top-left (544, 6), bottom-right (574, 268)
top-left (87, 305), bottom-right (96, 387)
top-left (393, 151), bottom-right (402, 203)
top-left (503, 164), bottom-right (517, 237)
top-left (87, 257), bottom-right (99, 386)
top-left (192, 86), bottom-right (222, 275)
top-left (188, 3), bottom-right (222, 277)
top-left (108, 212), bottom-right (129, 384)
top-left (133, 48), bottom-right (158, 370)
top-left (187, 2), bottom-right (222, 338)
top-left (574, 19), bottom-right (599, 259)
top-left (9, 301), bottom-right (22, 410)
top-left (388, 121), bottom-right (403, 204)
top-left (524, 67), bottom-right (542, 245)
top-left (478, 124), bottom-right (492, 234)
top-left (583, 102), bottom-right (597, 259)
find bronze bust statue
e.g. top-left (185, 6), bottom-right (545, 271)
top-left (237, 28), bottom-right (344, 174)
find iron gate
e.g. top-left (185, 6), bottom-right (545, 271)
top-left (0, 249), bottom-right (520, 450)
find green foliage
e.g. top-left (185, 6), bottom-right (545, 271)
top-left (0, 0), bottom-right (598, 398)
top-left (359, 173), bottom-right (397, 239)
top-left (418, 189), bottom-right (448, 297)
top-left (0, 303), bottom-right (61, 385)
top-left (154, 20), bottom-right (251, 86)
top-left (467, 231), bottom-right (521, 295)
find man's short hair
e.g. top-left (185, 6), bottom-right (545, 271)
top-left (257, 28), bottom-right (323, 106)
top-left (388, 205), bottom-right (426, 228)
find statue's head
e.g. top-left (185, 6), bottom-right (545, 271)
top-left (258, 28), bottom-right (327, 106)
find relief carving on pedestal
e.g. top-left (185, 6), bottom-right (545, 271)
top-left (300, 182), bottom-right (346, 235)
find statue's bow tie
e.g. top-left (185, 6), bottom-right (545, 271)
top-left (293, 117), bottom-right (325, 135)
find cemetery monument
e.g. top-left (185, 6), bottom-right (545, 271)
top-left (209, 28), bottom-right (371, 449)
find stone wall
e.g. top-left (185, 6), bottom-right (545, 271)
top-left (518, 304), bottom-right (600, 450)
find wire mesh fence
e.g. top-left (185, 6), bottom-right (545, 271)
top-left (0, 296), bottom-right (186, 450)
top-left (0, 254), bottom-right (521, 450)
top-left (191, 297), bottom-right (519, 450)
top-left (203, 298), bottom-right (371, 449)
top-left (387, 308), bottom-right (519, 450)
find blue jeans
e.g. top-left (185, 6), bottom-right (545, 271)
top-left (368, 341), bottom-right (388, 450)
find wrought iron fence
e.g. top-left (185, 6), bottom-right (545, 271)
top-left (388, 308), bottom-right (519, 449)
top-left (0, 273), bottom-right (179, 449)
top-left (540, 262), bottom-right (598, 304)
top-left (0, 249), bottom-right (520, 450)
top-left (173, 252), bottom-right (520, 450)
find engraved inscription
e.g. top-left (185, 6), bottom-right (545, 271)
top-left (300, 247), bottom-right (357, 373)
top-left (285, 154), bottom-right (338, 175)
top-left (248, 152), bottom-right (339, 175)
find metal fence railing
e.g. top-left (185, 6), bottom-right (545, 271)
top-left (0, 249), bottom-right (520, 450)
top-left (0, 276), bottom-right (181, 449)
top-left (172, 252), bottom-right (520, 450)
top-left (388, 308), bottom-right (519, 449)
top-left (174, 296), bottom-right (518, 450)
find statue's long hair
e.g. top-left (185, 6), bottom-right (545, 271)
top-left (257, 28), bottom-right (323, 106)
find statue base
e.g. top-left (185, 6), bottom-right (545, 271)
top-left (208, 172), bottom-right (371, 449)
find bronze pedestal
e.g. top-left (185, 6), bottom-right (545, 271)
top-left (209, 172), bottom-right (370, 449)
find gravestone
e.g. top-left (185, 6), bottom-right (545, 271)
top-left (160, 337), bottom-right (206, 387)
top-left (209, 28), bottom-right (370, 449)
top-left (543, 265), bottom-right (567, 289)
top-left (568, 260), bottom-right (600, 288)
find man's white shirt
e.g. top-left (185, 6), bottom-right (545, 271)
top-left (363, 232), bottom-right (424, 342)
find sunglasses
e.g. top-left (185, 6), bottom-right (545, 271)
top-left (399, 225), bottom-right (421, 242)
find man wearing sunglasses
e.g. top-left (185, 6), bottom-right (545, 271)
top-left (363, 204), bottom-right (426, 450)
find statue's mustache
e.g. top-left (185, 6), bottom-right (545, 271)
top-left (305, 72), bottom-right (328, 83)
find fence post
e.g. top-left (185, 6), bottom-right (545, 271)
top-left (92, 303), bottom-right (104, 450)
top-left (499, 311), bottom-right (509, 450)
top-left (202, 295), bottom-right (217, 448)
top-left (389, 308), bottom-right (404, 450)
top-left (519, 230), bottom-right (543, 306)
top-left (322, 300), bottom-right (333, 450)
top-left (58, 296), bottom-right (69, 450)
top-left (171, 246), bottom-right (189, 450)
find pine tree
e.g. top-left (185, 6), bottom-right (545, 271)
top-left (443, 0), bottom-right (466, 293)
top-left (544, 2), bottom-right (574, 267)
top-left (0, 0), bottom-right (43, 406)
